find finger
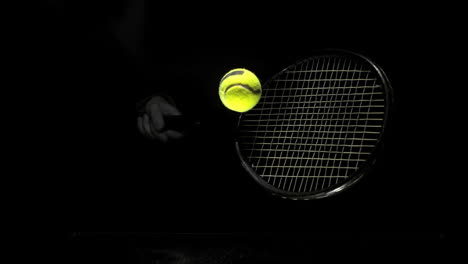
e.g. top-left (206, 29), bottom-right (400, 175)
top-left (158, 97), bottom-right (182, 116)
top-left (137, 116), bottom-right (145, 135)
top-left (142, 114), bottom-right (155, 139)
top-left (153, 131), bottom-right (169, 143)
top-left (149, 102), bottom-right (165, 131)
top-left (144, 114), bottom-right (170, 143)
top-left (165, 130), bottom-right (185, 140)
top-left (138, 116), bottom-right (153, 139)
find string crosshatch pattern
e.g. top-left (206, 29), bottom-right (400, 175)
top-left (236, 51), bottom-right (391, 200)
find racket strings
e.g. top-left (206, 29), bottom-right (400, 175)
top-left (238, 55), bottom-right (386, 194)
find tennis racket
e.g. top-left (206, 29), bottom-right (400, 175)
top-left (235, 49), bottom-right (393, 200)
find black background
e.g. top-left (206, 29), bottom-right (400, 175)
top-left (40, 1), bottom-right (454, 262)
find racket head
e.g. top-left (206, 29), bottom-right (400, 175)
top-left (235, 49), bottom-right (393, 200)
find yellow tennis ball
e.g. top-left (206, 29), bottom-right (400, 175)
top-left (219, 68), bottom-right (262, 112)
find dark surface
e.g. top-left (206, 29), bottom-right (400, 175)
top-left (41, 1), bottom-right (453, 262)
top-left (67, 232), bottom-right (449, 263)
top-left (44, 3), bottom-right (448, 228)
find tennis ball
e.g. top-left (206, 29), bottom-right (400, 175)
top-left (219, 68), bottom-right (262, 113)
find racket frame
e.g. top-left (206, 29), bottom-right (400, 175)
top-left (235, 49), bottom-right (393, 200)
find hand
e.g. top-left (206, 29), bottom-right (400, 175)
top-left (137, 96), bottom-right (185, 143)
